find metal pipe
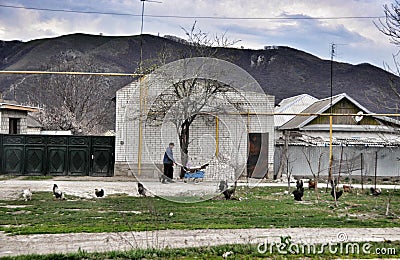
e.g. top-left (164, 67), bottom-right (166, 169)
top-left (215, 116), bottom-right (219, 156)
top-left (0, 70), bottom-right (144, 77)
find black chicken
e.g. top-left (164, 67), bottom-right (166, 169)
top-left (95, 188), bottom-right (104, 197)
top-left (296, 179), bottom-right (303, 190)
top-left (53, 184), bottom-right (64, 200)
top-left (218, 180), bottom-right (228, 192)
top-left (331, 189), bottom-right (343, 200)
top-left (292, 188), bottom-right (304, 201)
top-left (370, 187), bottom-right (382, 196)
top-left (223, 181), bottom-right (237, 200)
top-left (138, 182), bottom-right (147, 197)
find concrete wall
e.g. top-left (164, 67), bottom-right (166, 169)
top-left (274, 145), bottom-right (400, 179)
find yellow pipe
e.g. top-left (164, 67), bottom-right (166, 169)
top-left (215, 116), bottom-right (219, 156)
top-left (328, 115), bottom-right (333, 181)
top-left (0, 70), bottom-right (144, 77)
top-left (137, 76), bottom-right (146, 176)
top-left (144, 111), bottom-right (400, 117)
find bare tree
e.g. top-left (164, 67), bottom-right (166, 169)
top-left (145, 23), bottom-right (241, 178)
top-left (21, 56), bottom-right (115, 135)
top-left (301, 147), bottom-right (324, 201)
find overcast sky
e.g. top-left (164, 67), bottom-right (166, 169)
top-left (0, 0), bottom-right (398, 69)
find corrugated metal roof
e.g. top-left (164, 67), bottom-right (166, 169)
top-left (279, 93), bottom-right (370, 130)
top-left (274, 94), bottom-right (317, 127)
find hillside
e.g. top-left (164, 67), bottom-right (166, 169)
top-left (0, 33), bottom-right (398, 132)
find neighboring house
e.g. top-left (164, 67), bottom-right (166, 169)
top-left (115, 79), bottom-right (275, 180)
top-left (0, 100), bottom-right (38, 134)
top-left (274, 93), bottom-right (400, 179)
top-left (27, 115), bottom-right (42, 134)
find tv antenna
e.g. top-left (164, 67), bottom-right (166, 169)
top-left (139, 0), bottom-right (162, 72)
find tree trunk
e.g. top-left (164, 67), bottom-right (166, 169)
top-left (179, 120), bottom-right (190, 178)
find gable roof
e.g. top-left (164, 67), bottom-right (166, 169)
top-left (279, 93), bottom-right (399, 130)
top-left (274, 94), bottom-right (318, 127)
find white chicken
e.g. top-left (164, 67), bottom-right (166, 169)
top-left (22, 189), bottom-right (32, 201)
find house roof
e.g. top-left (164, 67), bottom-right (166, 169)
top-left (279, 93), bottom-right (400, 130)
top-left (274, 94), bottom-right (318, 127)
top-left (0, 100), bottom-right (39, 112)
top-left (27, 115), bottom-right (42, 128)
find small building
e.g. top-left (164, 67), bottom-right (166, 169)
top-left (274, 93), bottom-right (400, 179)
top-left (115, 78), bottom-right (275, 181)
top-left (0, 100), bottom-right (39, 134)
top-left (27, 115), bottom-right (42, 134)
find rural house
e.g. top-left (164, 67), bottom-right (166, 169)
top-left (0, 99), bottom-right (39, 134)
top-left (115, 77), bottom-right (275, 181)
top-left (274, 93), bottom-right (400, 180)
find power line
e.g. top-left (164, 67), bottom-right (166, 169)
top-left (0, 4), bottom-right (385, 21)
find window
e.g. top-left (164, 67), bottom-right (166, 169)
top-left (9, 118), bottom-right (19, 134)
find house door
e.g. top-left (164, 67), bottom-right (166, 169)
top-left (247, 133), bottom-right (269, 178)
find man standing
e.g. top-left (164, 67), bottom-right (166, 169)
top-left (162, 142), bottom-right (175, 183)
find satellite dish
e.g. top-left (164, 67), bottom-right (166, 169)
top-left (354, 111), bottom-right (364, 123)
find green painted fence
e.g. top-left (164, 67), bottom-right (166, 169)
top-left (0, 135), bottom-right (114, 176)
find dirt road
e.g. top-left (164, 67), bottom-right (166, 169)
top-left (1, 228), bottom-right (399, 257)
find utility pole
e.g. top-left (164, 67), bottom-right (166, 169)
top-left (137, 0), bottom-right (161, 176)
top-left (328, 43), bottom-right (335, 187)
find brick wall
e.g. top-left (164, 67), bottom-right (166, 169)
top-left (115, 78), bottom-right (275, 179)
top-left (0, 109), bottom-right (28, 134)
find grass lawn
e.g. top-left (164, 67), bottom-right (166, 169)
top-left (2, 242), bottom-right (399, 259)
top-left (1, 186), bottom-right (399, 235)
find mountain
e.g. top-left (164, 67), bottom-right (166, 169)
top-left (0, 33), bottom-right (398, 132)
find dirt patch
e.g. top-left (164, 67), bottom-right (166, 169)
top-left (1, 228), bottom-right (399, 257)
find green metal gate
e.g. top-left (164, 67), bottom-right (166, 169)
top-left (0, 135), bottom-right (115, 176)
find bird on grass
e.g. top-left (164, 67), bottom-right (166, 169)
top-left (331, 189), bottom-right (343, 200)
top-left (218, 180), bottom-right (228, 193)
top-left (138, 182), bottom-right (147, 197)
top-left (22, 189), bottom-right (32, 201)
top-left (95, 188), bottom-right (104, 197)
top-left (343, 185), bottom-right (353, 193)
top-left (53, 184), bottom-right (65, 200)
top-left (370, 187), bottom-right (382, 196)
top-left (293, 180), bottom-right (304, 201)
top-left (308, 179), bottom-right (316, 190)
top-left (330, 179), bottom-right (343, 200)
top-left (223, 181), bottom-right (237, 200)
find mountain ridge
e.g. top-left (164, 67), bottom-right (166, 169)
top-left (0, 33), bottom-right (397, 132)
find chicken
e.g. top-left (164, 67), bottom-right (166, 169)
top-left (308, 179), bottom-right (316, 190)
top-left (343, 185), bottom-right (353, 193)
top-left (53, 184), bottom-right (64, 200)
top-left (223, 181), bottom-right (237, 200)
top-left (296, 179), bottom-right (303, 190)
top-left (330, 179), bottom-right (343, 201)
top-left (138, 182), bottom-right (147, 197)
top-left (95, 188), bottom-right (104, 197)
top-left (218, 180), bottom-right (228, 192)
top-left (292, 187), bottom-right (304, 201)
top-left (22, 189), bottom-right (32, 201)
top-left (370, 187), bottom-right (382, 196)
top-left (331, 189), bottom-right (343, 200)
